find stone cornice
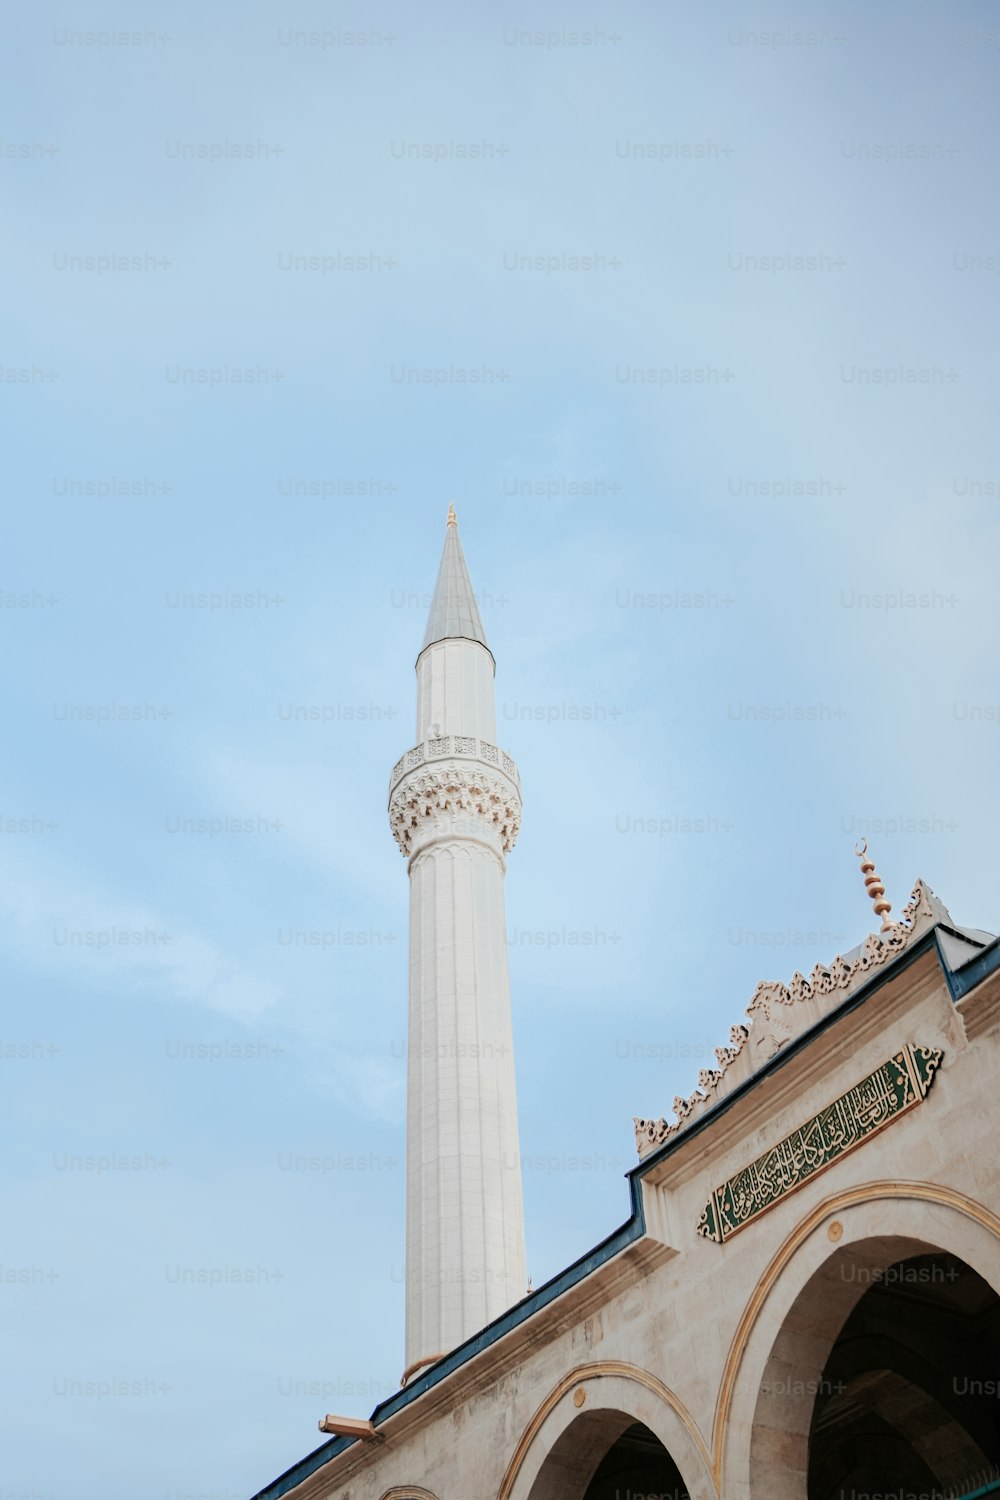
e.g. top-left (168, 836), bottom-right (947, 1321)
top-left (388, 758), bottom-right (522, 859)
top-left (634, 880), bottom-right (937, 1157)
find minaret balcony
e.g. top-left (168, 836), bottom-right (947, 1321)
top-left (388, 736), bottom-right (522, 861)
top-left (388, 736), bottom-right (521, 798)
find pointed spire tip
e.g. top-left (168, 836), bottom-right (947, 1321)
top-left (420, 507), bottom-right (490, 658)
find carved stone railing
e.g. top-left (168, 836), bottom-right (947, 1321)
top-left (388, 736), bottom-right (521, 798)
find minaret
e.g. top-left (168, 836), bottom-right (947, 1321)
top-left (388, 507), bottom-right (527, 1379)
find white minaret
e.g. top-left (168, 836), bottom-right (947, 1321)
top-left (388, 507), bottom-right (527, 1379)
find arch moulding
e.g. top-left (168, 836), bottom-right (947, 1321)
top-left (716, 1180), bottom-right (1000, 1497)
top-left (498, 1361), bottom-right (716, 1500)
top-left (378, 1488), bottom-right (441, 1500)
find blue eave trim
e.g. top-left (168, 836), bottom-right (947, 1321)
top-left (250, 918), bottom-right (1000, 1500)
top-left (940, 930), bottom-right (1000, 1001)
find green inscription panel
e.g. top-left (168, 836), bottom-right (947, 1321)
top-left (697, 1043), bottom-right (944, 1245)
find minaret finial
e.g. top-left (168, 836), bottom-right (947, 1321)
top-left (446, 502), bottom-right (457, 528)
top-left (854, 839), bottom-right (893, 931)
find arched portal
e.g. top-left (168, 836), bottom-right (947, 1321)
top-left (501, 1365), bottom-right (713, 1500)
top-left (747, 1221), bottom-right (1000, 1500)
top-left (808, 1250), bottom-right (1000, 1498)
top-left (524, 1410), bottom-right (689, 1500)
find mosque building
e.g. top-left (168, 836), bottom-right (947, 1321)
top-left (251, 512), bottom-right (1000, 1500)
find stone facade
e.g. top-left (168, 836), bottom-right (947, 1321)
top-left (253, 911), bottom-right (1000, 1498)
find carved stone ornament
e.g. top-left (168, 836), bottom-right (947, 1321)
top-left (389, 762), bottom-right (522, 858)
top-left (634, 880), bottom-right (937, 1158)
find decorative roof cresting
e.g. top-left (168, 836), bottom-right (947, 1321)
top-left (634, 876), bottom-right (937, 1158)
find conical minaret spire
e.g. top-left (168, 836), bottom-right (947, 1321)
top-left (421, 504), bottom-right (491, 655)
top-left (412, 508), bottom-right (497, 746)
top-left (388, 510), bottom-right (526, 1380)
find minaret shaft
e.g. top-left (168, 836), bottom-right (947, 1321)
top-left (405, 842), bottom-right (524, 1362)
top-left (390, 516), bottom-right (526, 1374)
top-left (416, 639), bottom-right (496, 743)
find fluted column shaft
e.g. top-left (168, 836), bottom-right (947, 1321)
top-left (389, 720), bottom-right (525, 1371)
top-left (405, 833), bottom-right (524, 1362)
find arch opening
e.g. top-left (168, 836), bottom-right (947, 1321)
top-left (748, 1229), bottom-right (1000, 1500)
top-left (807, 1251), bottom-right (1000, 1499)
top-left (583, 1421), bottom-right (690, 1500)
top-left (525, 1408), bottom-right (691, 1500)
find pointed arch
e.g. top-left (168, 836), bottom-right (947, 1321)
top-left (498, 1361), bottom-right (715, 1500)
top-left (713, 1181), bottom-right (1000, 1495)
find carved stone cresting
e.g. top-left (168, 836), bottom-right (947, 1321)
top-left (634, 880), bottom-right (937, 1158)
top-left (389, 761), bottom-right (521, 859)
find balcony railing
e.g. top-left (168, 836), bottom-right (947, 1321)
top-left (389, 736), bottom-right (520, 797)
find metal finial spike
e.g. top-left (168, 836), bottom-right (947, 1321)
top-left (854, 838), bottom-right (893, 931)
top-left (446, 502), bottom-right (457, 528)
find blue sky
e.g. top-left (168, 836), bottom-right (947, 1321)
top-left (3, 1), bottom-right (999, 1496)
